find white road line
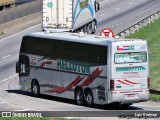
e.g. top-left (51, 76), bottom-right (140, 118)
top-left (100, 14), bottom-right (105, 17)
top-left (2, 54), bottom-right (12, 59)
top-left (100, 0), bottom-right (109, 4)
top-left (2, 79), bottom-right (8, 82)
top-left (0, 102), bottom-right (6, 104)
top-left (0, 74), bottom-right (18, 84)
top-left (0, 24), bottom-right (40, 42)
top-left (16, 109), bottom-right (31, 111)
top-left (141, 11), bottom-right (145, 14)
top-left (115, 8), bottom-right (120, 11)
top-left (120, 22), bottom-right (124, 24)
top-left (129, 2), bottom-right (132, 5)
top-left (0, 97), bottom-right (7, 103)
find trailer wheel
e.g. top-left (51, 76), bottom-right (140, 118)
top-left (92, 21), bottom-right (97, 34)
top-left (32, 80), bottom-right (40, 97)
top-left (87, 24), bottom-right (92, 34)
top-left (85, 90), bottom-right (94, 107)
top-left (75, 88), bottom-right (84, 105)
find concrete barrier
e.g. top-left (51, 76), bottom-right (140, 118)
top-left (0, 12), bottom-right (41, 33)
top-left (0, 0), bottom-right (41, 24)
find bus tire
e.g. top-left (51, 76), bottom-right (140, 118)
top-left (75, 88), bottom-right (84, 106)
top-left (85, 90), bottom-right (94, 107)
top-left (31, 80), bottom-right (40, 97)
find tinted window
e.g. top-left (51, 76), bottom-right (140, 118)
top-left (21, 36), bottom-right (107, 65)
top-left (62, 41), bottom-right (75, 60)
top-left (51, 40), bottom-right (63, 58)
top-left (75, 43), bottom-right (107, 65)
top-left (21, 36), bottom-right (52, 57)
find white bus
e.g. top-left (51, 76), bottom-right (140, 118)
top-left (16, 31), bottom-right (149, 107)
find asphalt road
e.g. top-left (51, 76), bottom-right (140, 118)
top-left (96, 0), bottom-right (160, 34)
top-left (0, 0), bottom-right (160, 118)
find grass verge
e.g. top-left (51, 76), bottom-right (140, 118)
top-left (0, 31), bottom-right (4, 35)
top-left (126, 18), bottom-right (160, 101)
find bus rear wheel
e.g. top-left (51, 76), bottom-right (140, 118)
top-left (75, 88), bottom-right (84, 105)
top-left (85, 90), bottom-right (93, 107)
top-left (32, 80), bottom-right (40, 97)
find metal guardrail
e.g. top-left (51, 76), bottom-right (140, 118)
top-left (117, 11), bottom-right (160, 37)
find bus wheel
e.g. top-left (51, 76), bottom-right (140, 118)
top-left (85, 90), bottom-right (93, 107)
top-left (32, 80), bottom-right (40, 97)
top-left (75, 88), bottom-right (84, 105)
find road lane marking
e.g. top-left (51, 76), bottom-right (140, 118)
top-left (100, 14), bottom-right (105, 17)
top-left (0, 74), bottom-right (18, 84)
top-left (0, 102), bottom-right (6, 104)
top-left (2, 79), bottom-right (8, 82)
top-left (0, 24), bottom-right (40, 42)
top-left (129, 2), bottom-right (132, 5)
top-left (16, 109), bottom-right (31, 111)
top-left (100, 0), bottom-right (109, 4)
top-left (115, 8), bottom-right (120, 11)
top-left (2, 54), bottom-right (12, 59)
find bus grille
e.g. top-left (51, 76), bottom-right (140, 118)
top-left (98, 86), bottom-right (106, 101)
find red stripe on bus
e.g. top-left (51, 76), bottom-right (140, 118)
top-left (47, 76), bottom-right (84, 93)
top-left (80, 68), bottom-right (103, 87)
top-left (40, 61), bottom-right (52, 67)
top-left (117, 80), bottom-right (130, 85)
top-left (124, 80), bottom-right (139, 84)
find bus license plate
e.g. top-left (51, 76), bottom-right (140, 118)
top-left (127, 94), bottom-right (135, 98)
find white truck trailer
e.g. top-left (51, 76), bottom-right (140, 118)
top-left (42, 0), bottom-right (99, 34)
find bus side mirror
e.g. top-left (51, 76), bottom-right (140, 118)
top-left (95, 1), bottom-right (100, 12)
top-left (16, 62), bottom-right (20, 73)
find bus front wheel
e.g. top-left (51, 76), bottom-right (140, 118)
top-left (31, 80), bottom-right (40, 97)
top-left (75, 88), bottom-right (84, 106)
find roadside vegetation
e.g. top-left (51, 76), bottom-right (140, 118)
top-left (0, 31), bottom-right (4, 35)
top-left (126, 18), bottom-right (160, 101)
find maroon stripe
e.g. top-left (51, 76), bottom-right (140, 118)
top-left (124, 80), bottom-right (139, 84)
top-left (117, 80), bottom-right (130, 85)
top-left (40, 61), bottom-right (52, 67)
top-left (80, 68), bottom-right (103, 87)
top-left (47, 76), bottom-right (84, 93)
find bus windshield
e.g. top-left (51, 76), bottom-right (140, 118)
top-left (115, 52), bottom-right (147, 64)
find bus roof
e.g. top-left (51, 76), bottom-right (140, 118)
top-left (26, 31), bottom-right (144, 46)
